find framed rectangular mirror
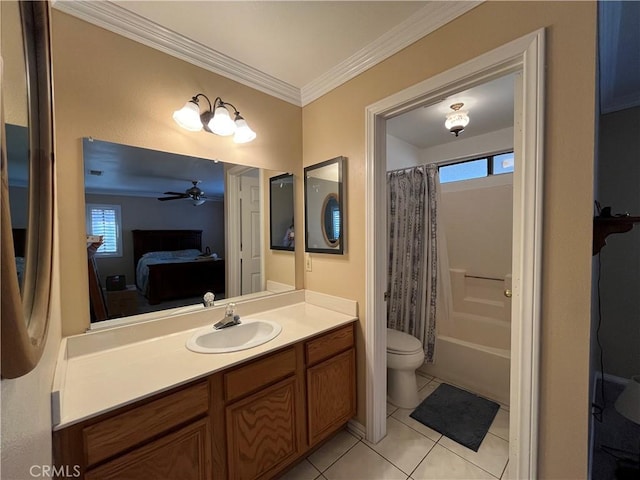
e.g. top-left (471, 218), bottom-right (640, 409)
top-left (82, 138), bottom-right (296, 325)
top-left (269, 173), bottom-right (295, 251)
top-left (304, 156), bottom-right (345, 254)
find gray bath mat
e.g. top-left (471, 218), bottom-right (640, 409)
top-left (410, 383), bottom-right (499, 452)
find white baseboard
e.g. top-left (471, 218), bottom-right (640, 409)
top-left (347, 419), bottom-right (367, 440)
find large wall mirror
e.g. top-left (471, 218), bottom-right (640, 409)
top-left (1, 1), bottom-right (54, 378)
top-left (304, 156), bottom-right (345, 254)
top-left (270, 173), bottom-right (295, 251)
top-left (83, 138), bottom-right (295, 326)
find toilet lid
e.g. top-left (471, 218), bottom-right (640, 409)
top-left (387, 328), bottom-right (422, 354)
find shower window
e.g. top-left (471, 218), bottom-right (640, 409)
top-left (492, 152), bottom-right (515, 175)
top-left (439, 151), bottom-right (514, 184)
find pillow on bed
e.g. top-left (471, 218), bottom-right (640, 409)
top-left (172, 249), bottom-right (202, 258)
top-left (142, 249), bottom-right (201, 260)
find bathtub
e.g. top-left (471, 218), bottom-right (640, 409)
top-left (419, 269), bottom-right (511, 405)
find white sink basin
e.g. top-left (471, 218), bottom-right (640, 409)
top-left (186, 319), bottom-right (282, 353)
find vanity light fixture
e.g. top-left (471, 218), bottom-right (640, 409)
top-left (444, 102), bottom-right (470, 137)
top-left (173, 93), bottom-right (257, 143)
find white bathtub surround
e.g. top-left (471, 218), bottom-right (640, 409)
top-left (51, 289), bottom-right (357, 429)
top-left (419, 335), bottom-right (510, 405)
top-left (449, 269), bottom-right (512, 322)
top-left (420, 270), bottom-right (512, 405)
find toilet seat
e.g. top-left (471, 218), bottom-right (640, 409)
top-left (387, 328), bottom-right (422, 355)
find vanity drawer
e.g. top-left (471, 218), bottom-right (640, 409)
top-left (305, 324), bottom-right (354, 367)
top-left (224, 347), bottom-right (296, 402)
top-left (83, 381), bottom-right (209, 467)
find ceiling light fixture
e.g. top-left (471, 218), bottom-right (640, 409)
top-left (445, 102), bottom-right (470, 137)
top-left (173, 93), bottom-right (256, 143)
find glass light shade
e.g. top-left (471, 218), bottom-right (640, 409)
top-left (233, 117), bottom-right (257, 143)
top-left (445, 111), bottom-right (470, 130)
top-left (208, 106), bottom-right (236, 136)
top-left (192, 199), bottom-right (206, 206)
top-left (173, 101), bottom-right (203, 132)
top-left (615, 375), bottom-right (640, 424)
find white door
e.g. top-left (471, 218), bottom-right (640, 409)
top-left (240, 170), bottom-right (261, 294)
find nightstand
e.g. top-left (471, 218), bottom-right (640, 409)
top-left (105, 285), bottom-right (138, 317)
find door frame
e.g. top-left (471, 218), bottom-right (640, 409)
top-left (226, 166), bottom-right (265, 298)
top-left (364, 29), bottom-right (544, 479)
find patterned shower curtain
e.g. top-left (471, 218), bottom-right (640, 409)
top-left (387, 164), bottom-right (442, 362)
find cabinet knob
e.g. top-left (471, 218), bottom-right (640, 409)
top-left (504, 289), bottom-right (512, 298)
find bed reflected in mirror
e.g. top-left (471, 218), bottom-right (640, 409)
top-left (83, 138), bottom-right (295, 326)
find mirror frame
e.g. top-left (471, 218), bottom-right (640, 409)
top-left (304, 156), bottom-right (345, 255)
top-left (1, 0), bottom-right (54, 379)
top-left (269, 173), bottom-right (295, 252)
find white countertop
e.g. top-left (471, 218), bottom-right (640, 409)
top-left (53, 291), bottom-right (357, 430)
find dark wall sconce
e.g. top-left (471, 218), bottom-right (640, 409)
top-left (173, 93), bottom-right (256, 143)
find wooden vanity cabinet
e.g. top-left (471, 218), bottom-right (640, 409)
top-left (216, 346), bottom-right (306, 480)
top-left (53, 321), bottom-right (356, 480)
top-left (84, 418), bottom-right (211, 480)
top-left (305, 324), bottom-right (356, 447)
top-left (53, 381), bottom-right (211, 479)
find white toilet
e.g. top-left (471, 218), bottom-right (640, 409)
top-left (387, 328), bottom-right (425, 409)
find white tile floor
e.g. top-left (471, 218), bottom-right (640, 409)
top-left (279, 375), bottom-right (510, 480)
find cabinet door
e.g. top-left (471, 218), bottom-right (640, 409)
top-left (226, 376), bottom-right (299, 480)
top-left (85, 418), bottom-right (211, 480)
top-left (307, 348), bottom-right (356, 447)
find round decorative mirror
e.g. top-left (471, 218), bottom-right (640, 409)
top-left (321, 193), bottom-right (340, 248)
top-left (1, 0), bottom-right (54, 379)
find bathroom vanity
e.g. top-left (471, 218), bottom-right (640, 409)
top-left (52, 291), bottom-right (357, 480)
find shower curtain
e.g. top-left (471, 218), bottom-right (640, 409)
top-left (387, 164), bottom-right (449, 362)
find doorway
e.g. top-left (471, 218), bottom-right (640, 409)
top-left (385, 77), bottom-right (516, 402)
top-left (226, 166), bottom-right (264, 298)
top-left (365, 29), bottom-right (544, 479)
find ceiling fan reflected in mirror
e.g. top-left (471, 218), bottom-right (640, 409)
top-left (157, 180), bottom-right (208, 206)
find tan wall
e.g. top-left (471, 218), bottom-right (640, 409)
top-left (302, 2), bottom-right (596, 478)
top-left (50, 11), bottom-right (303, 335)
top-left (47, 2), bottom-right (597, 477)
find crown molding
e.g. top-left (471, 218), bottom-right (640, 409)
top-left (52, 0), bottom-right (301, 106)
top-left (300, 1), bottom-right (483, 105)
top-left (53, 1), bottom-right (482, 108)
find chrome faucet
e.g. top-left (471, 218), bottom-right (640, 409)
top-left (203, 292), bottom-right (215, 308)
top-left (214, 303), bottom-right (241, 329)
